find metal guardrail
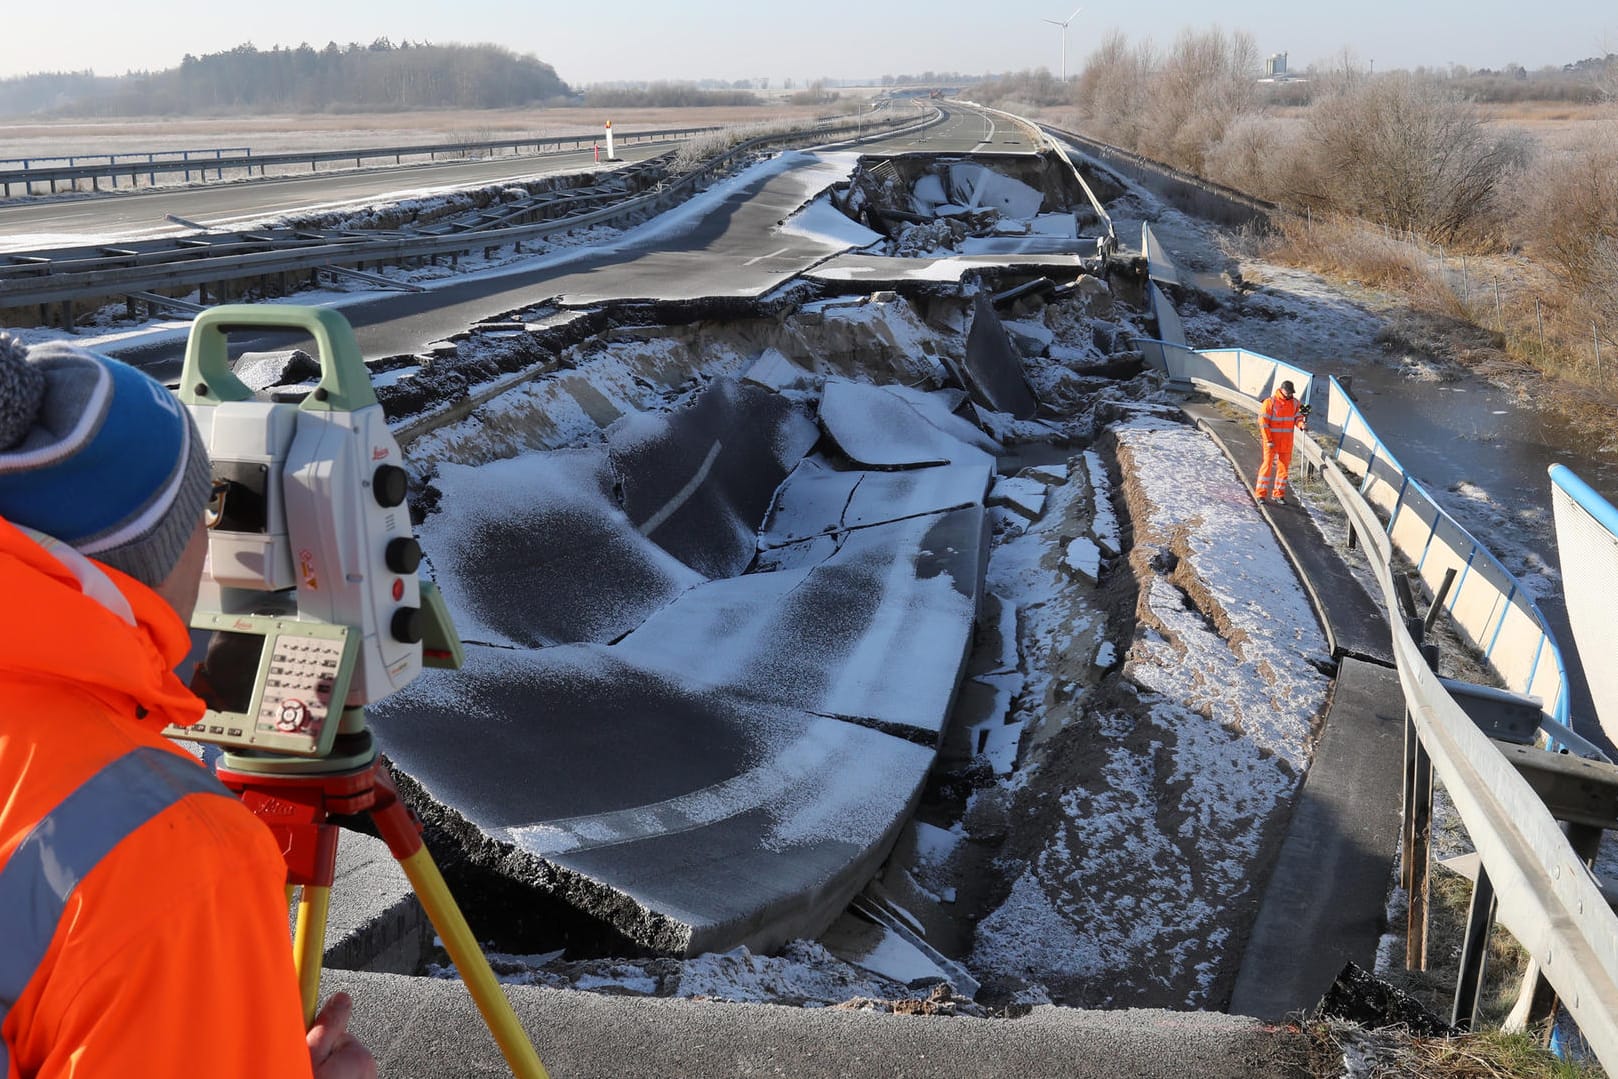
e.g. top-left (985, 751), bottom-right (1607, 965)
top-left (0, 146), bottom-right (252, 182)
top-left (1144, 343), bottom-right (1618, 1066)
top-left (0, 127), bottom-right (723, 196)
top-left (1153, 344), bottom-right (1571, 730)
top-left (1314, 429), bottom-right (1618, 1066)
top-left (1045, 125), bottom-right (1277, 232)
top-left (0, 110), bottom-right (931, 316)
top-left (966, 104), bottom-right (1118, 255)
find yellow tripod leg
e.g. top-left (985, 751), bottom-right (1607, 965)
top-left (398, 847), bottom-right (550, 1079)
top-left (292, 885), bottom-right (332, 1027)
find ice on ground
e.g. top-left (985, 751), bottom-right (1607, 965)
top-left (1440, 479), bottom-right (1562, 600)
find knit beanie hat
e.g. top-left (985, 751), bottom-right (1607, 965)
top-left (0, 333), bottom-right (212, 589)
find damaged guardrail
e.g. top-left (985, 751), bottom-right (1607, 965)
top-left (963, 104), bottom-right (1117, 255)
top-left (1045, 125), bottom-right (1275, 233)
top-left (1143, 342), bottom-right (1618, 1066)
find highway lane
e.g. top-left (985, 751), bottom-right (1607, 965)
top-left (862, 102), bottom-right (1040, 155)
top-left (0, 104), bottom-right (1025, 257)
top-left (0, 141), bottom-right (675, 252)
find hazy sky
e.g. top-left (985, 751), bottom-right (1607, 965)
top-left (4, 0), bottom-right (1614, 86)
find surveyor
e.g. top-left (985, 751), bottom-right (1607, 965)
top-left (1254, 379), bottom-right (1307, 503)
top-left (0, 335), bottom-right (374, 1078)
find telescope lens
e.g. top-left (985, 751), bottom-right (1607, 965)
top-left (205, 480), bottom-right (231, 529)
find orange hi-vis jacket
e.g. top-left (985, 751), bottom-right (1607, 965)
top-left (1259, 391), bottom-right (1303, 448)
top-left (0, 517), bottom-right (313, 1078)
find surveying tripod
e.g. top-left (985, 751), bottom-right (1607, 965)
top-left (217, 715), bottom-right (550, 1079)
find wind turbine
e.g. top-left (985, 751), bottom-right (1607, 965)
top-left (1043, 7), bottom-right (1083, 82)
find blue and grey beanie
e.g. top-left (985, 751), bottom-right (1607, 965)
top-left (0, 333), bottom-right (212, 589)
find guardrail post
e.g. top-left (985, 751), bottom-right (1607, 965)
top-left (1403, 711), bottom-right (1435, 971)
top-left (1425, 567), bottom-right (1458, 636)
top-left (1403, 629), bottom-right (1439, 972)
top-left (1452, 865), bottom-right (1498, 1030)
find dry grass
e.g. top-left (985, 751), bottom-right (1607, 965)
top-left (1305, 1021), bottom-right (1606, 1078)
top-left (1263, 213), bottom-right (1467, 315)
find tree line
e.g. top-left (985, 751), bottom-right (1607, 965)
top-left (0, 40), bottom-right (572, 117)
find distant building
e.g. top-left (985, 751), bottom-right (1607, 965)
top-left (1258, 51), bottom-right (1305, 85)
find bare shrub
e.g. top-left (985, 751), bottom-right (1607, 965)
top-left (1297, 73), bottom-right (1527, 244)
top-left (1517, 115), bottom-right (1618, 372)
top-left (1199, 114), bottom-right (1312, 204)
top-left (1133, 27), bottom-right (1261, 175)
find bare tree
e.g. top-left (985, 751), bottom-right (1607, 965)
top-left (1523, 119), bottom-right (1618, 352)
top-left (1073, 31), bottom-right (1155, 148)
top-left (1134, 27), bottom-right (1260, 174)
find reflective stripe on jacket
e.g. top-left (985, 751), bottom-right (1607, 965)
top-left (1260, 392), bottom-right (1302, 444)
top-left (0, 517), bottom-right (313, 1078)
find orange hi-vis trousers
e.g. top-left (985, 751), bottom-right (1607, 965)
top-left (1254, 436), bottom-right (1294, 499)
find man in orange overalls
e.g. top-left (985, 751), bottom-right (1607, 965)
top-left (0, 334), bottom-right (374, 1078)
top-left (1254, 379), bottom-right (1307, 503)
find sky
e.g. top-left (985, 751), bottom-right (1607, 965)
top-left (3, 0), bottom-right (1614, 87)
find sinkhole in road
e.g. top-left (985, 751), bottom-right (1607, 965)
top-left (350, 273), bottom-right (1170, 977)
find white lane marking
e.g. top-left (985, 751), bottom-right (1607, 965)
top-left (744, 247), bottom-right (790, 266)
top-left (638, 440), bottom-right (723, 536)
top-left (972, 115), bottom-right (998, 153)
